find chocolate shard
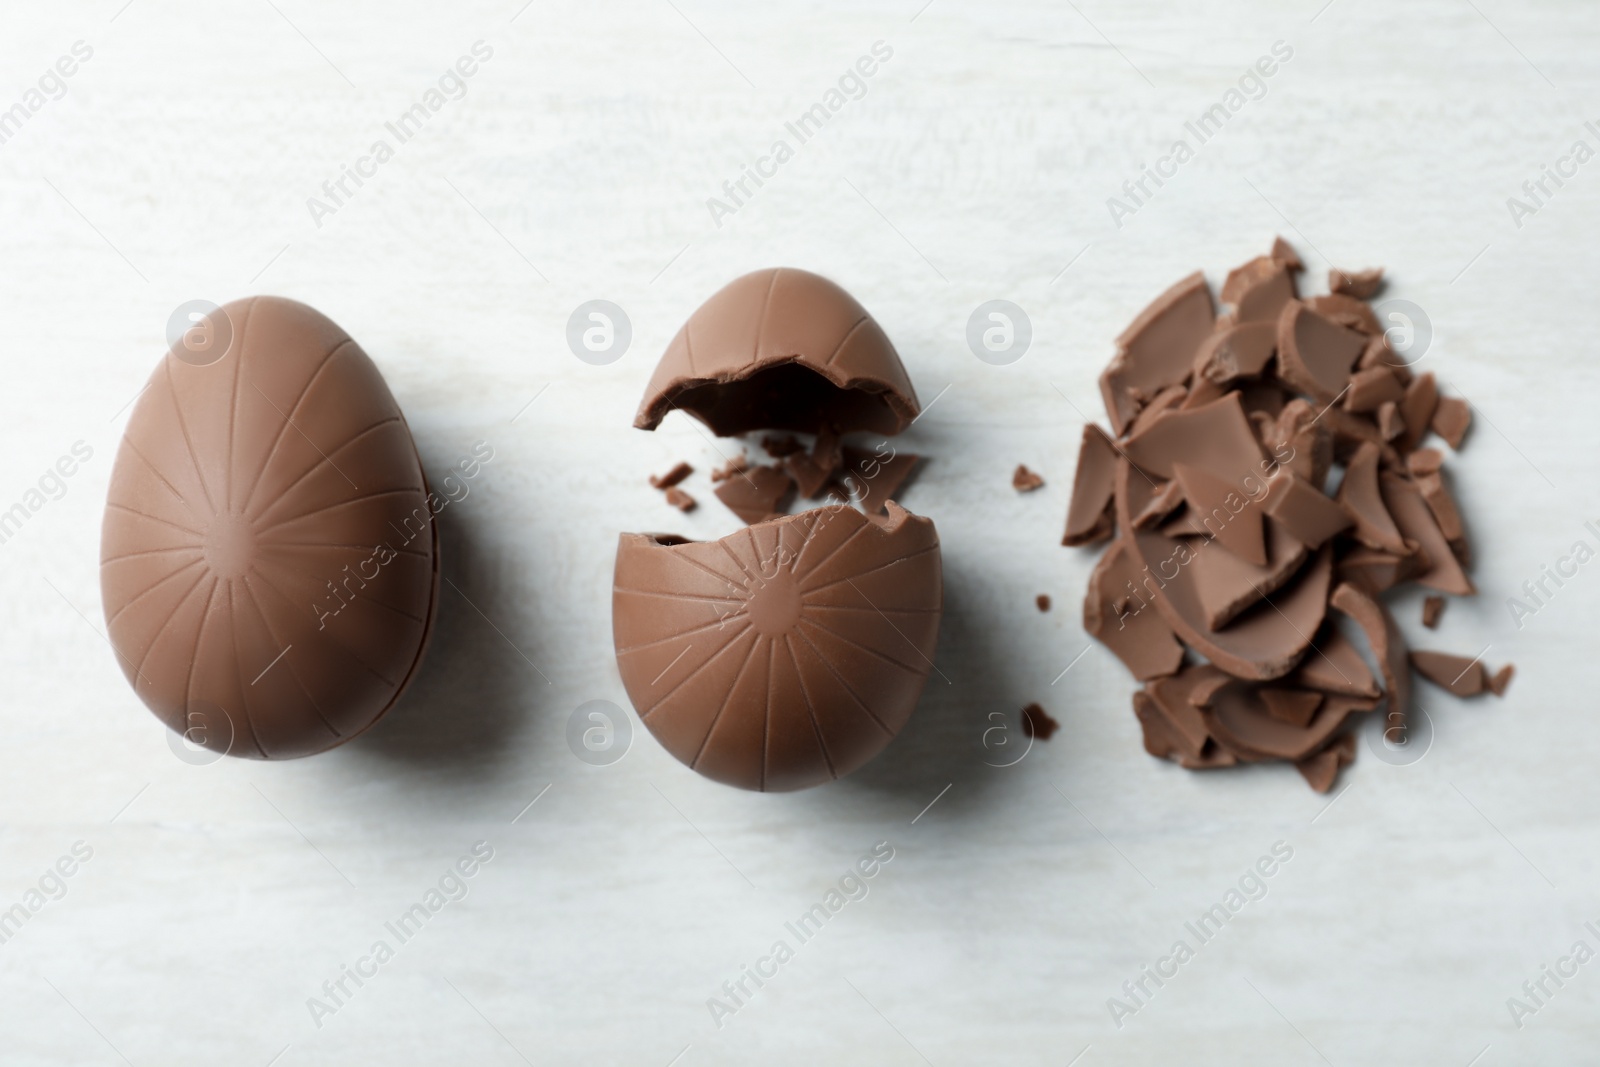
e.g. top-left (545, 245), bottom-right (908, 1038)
top-left (1036, 594), bottom-right (1051, 612)
top-left (1338, 442), bottom-right (1408, 553)
top-left (1376, 401), bottom-right (1405, 441)
top-left (1419, 595), bottom-right (1445, 629)
top-left (1296, 733), bottom-right (1357, 793)
top-left (1487, 664), bottom-right (1515, 696)
top-left (1407, 448), bottom-right (1444, 477)
top-left (1180, 374), bottom-right (1228, 410)
top-left (713, 465), bottom-right (794, 524)
top-left (1012, 464), bottom-right (1045, 492)
top-left (1148, 664), bottom-right (1229, 760)
top-left (635, 268), bottom-right (919, 436)
top-left (1194, 320), bottom-right (1278, 384)
top-left (1308, 294), bottom-right (1382, 336)
top-left (1329, 267), bottom-right (1384, 299)
top-left (1268, 399), bottom-right (1333, 488)
top-left (1380, 473), bottom-right (1474, 595)
top-left (711, 454), bottom-right (750, 482)
top-left (1021, 703), bottom-right (1059, 741)
top-left (1410, 650), bottom-right (1488, 697)
top-left (1064, 424), bottom-right (1119, 547)
top-left (1276, 301), bottom-right (1367, 401)
top-left (1223, 257), bottom-right (1297, 324)
top-left (1285, 623), bottom-right (1380, 699)
top-left (1084, 538), bottom-right (1185, 681)
top-left (1358, 334), bottom-right (1412, 384)
top-left (1123, 393), bottom-right (1267, 486)
top-left (1260, 687), bottom-right (1323, 727)
top-left (1100, 272), bottom-right (1216, 435)
top-left (665, 487), bottom-right (696, 512)
top-left (1196, 679), bottom-right (1367, 762)
top-left (838, 447), bottom-right (919, 516)
top-left (1134, 690), bottom-right (1183, 759)
top-left (1415, 470), bottom-right (1464, 541)
top-left (650, 461), bottom-right (694, 489)
top-left (613, 502), bottom-right (941, 791)
top-left (785, 451), bottom-right (832, 498)
top-left (1399, 372), bottom-right (1439, 452)
top-left (1330, 583), bottom-right (1409, 740)
top-left (1263, 470), bottom-right (1353, 549)
top-left (1119, 459), bottom-right (1330, 679)
top-left (1129, 385), bottom-right (1190, 435)
top-left (1344, 366), bottom-right (1406, 413)
top-left (1432, 396), bottom-right (1471, 449)
top-left (1338, 545), bottom-right (1427, 594)
top-left (1172, 462), bottom-right (1267, 566)
top-left (1271, 236), bottom-right (1304, 271)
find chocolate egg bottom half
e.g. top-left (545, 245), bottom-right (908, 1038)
top-left (613, 503), bottom-right (942, 791)
top-left (101, 296), bottom-right (439, 760)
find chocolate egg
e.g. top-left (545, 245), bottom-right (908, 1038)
top-left (633, 267), bottom-right (920, 436)
top-left (101, 297), bottom-right (438, 759)
top-left (613, 503), bottom-right (941, 791)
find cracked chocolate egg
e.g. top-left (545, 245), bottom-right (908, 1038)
top-left (101, 296), bottom-right (438, 759)
top-left (613, 503), bottom-right (942, 791)
top-left (633, 267), bottom-right (920, 436)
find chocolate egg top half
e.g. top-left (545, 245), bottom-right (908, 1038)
top-left (633, 267), bottom-right (921, 437)
top-left (614, 503), bottom-right (942, 792)
top-left (101, 297), bottom-right (439, 760)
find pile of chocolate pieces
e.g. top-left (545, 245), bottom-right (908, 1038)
top-left (1064, 238), bottom-right (1512, 792)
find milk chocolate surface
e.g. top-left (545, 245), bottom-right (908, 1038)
top-left (1063, 239), bottom-right (1510, 792)
top-left (101, 296), bottom-right (438, 759)
top-left (613, 504), bottom-right (941, 791)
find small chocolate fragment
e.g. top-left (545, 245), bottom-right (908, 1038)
top-left (1380, 473), bottom-right (1473, 595)
top-left (1036, 594), bottom-right (1051, 612)
top-left (1146, 664), bottom-right (1228, 761)
top-left (1329, 267), bottom-right (1384, 299)
top-left (1063, 424), bottom-right (1118, 547)
top-left (1134, 690), bottom-right (1184, 760)
top-left (1276, 302), bottom-right (1366, 401)
top-left (1123, 393), bottom-right (1266, 486)
top-left (1308, 294), bottom-right (1382, 336)
top-left (1271, 236), bottom-right (1303, 271)
top-left (1172, 462), bottom-right (1267, 566)
top-left (1194, 320), bottom-right (1278, 385)
top-left (1286, 624), bottom-right (1380, 699)
top-left (1338, 443), bottom-right (1408, 554)
top-left (1196, 679), bottom-right (1366, 762)
top-left (1012, 464), bottom-right (1045, 492)
top-left (713, 465), bottom-right (794, 524)
top-left (1021, 703), bottom-right (1059, 741)
top-left (711, 454), bottom-right (750, 483)
top-left (613, 502), bottom-right (941, 791)
top-left (650, 461), bottom-right (694, 489)
top-left (1222, 257), bottom-right (1296, 324)
top-left (1296, 733), bottom-right (1357, 793)
top-left (785, 451), bottom-right (832, 498)
top-left (838, 447), bottom-right (919, 516)
top-left (1330, 583), bottom-right (1409, 738)
top-left (1262, 471), bottom-right (1353, 549)
top-left (1099, 272), bottom-right (1215, 435)
top-left (1339, 546), bottom-right (1427, 594)
top-left (1407, 448), bottom-right (1444, 477)
top-left (664, 487), bottom-right (696, 512)
top-left (1083, 539), bottom-right (1185, 681)
top-left (1376, 401), bottom-right (1405, 441)
top-left (1129, 385), bottom-right (1188, 435)
top-left (1398, 372), bottom-right (1438, 452)
top-left (1422, 595), bottom-right (1446, 628)
top-left (1344, 366), bottom-right (1405, 413)
top-left (1410, 650), bottom-right (1489, 697)
top-left (811, 424), bottom-right (843, 477)
top-left (1488, 664), bottom-right (1515, 696)
top-left (1133, 479), bottom-right (1186, 530)
top-left (1261, 687), bottom-right (1323, 727)
top-left (1415, 470), bottom-right (1464, 541)
top-left (1432, 396), bottom-right (1471, 449)
top-left (635, 268), bottom-right (919, 436)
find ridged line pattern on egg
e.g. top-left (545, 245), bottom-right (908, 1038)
top-left (613, 503), bottom-right (942, 791)
top-left (101, 296), bottom-right (438, 759)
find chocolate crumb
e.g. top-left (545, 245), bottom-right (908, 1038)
top-left (1021, 702), bottom-right (1059, 741)
top-left (1036, 594), bottom-right (1051, 612)
top-left (1432, 396), bottom-right (1471, 449)
top-left (1422, 595), bottom-right (1445, 628)
top-left (710, 454), bottom-right (749, 483)
top-left (649, 461), bottom-right (693, 490)
top-left (1488, 663), bottom-right (1515, 696)
top-left (1013, 464), bottom-right (1045, 492)
top-left (1329, 267), bottom-right (1384, 299)
top-left (664, 486), bottom-right (696, 512)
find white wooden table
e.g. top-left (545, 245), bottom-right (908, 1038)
top-left (0, 0), bottom-right (1596, 1063)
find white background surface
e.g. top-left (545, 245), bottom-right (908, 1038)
top-left (1, 1), bottom-right (1597, 1063)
